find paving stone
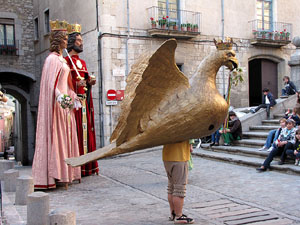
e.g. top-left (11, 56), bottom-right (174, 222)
top-left (225, 214), bottom-right (279, 225)
top-left (222, 211), bottom-right (271, 222)
top-left (248, 218), bottom-right (293, 225)
top-left (195, 203), bottom-right (240, 213)
top-left (204, 205), bottom-right (251, 216)
top-left (209, 208), bottom-right (262, 219)
top-left (190, 199), bottom-right (233, 208)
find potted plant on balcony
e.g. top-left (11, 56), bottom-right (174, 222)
top-left (274, 31), bottom-right (280, 40)
top-left (192, 24), bottom-right (198, 32)
top-left (280, 31), bottom-right (285, 40)
top-left (150, 17), bottom-right (156, 28)
top-left (260, 29), bottom-right (267, 39)
top-left (268, 31), bottom-right (274, 40)
top-left (158, 16), bottom-right (167, 29)
top-left (181, 23), bottom-right (186, 31)
top-left (285, 31), bottom-right (290, 41)
top-left (187, 23), bottom-right (192, 31)
top-left (173, 22), bottom-right (178, 30)
top-left (252, 30), bottom-right (258, 38)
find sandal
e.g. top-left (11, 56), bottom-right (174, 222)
top-left (169, 210), bottom-right (175, 221)
top-left (174, 214), bottom-right (194, 224)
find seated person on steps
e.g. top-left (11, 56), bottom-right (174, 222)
top-left (256, 119), bottom-right (297, 172)
top-left (219, 111), bottom-right (242, 146)
top-left (284, 107), bottom-right (300, 126)
top-left (210, 127), bottom-right (222, 146)
top-left (258, 118), bottom-right (286, 152)
top-left (278, 128), bottom-right (300, 166)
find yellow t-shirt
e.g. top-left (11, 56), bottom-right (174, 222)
top-left (162, 140), bottom-right (190, 162)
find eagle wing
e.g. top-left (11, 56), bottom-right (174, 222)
top-left (110, 39), bottom-right (190, 146)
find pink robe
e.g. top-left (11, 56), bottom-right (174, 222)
top-left (32, 52), bottom-right (81, 189)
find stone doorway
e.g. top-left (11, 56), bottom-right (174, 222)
top-left (0, 72), bottom-right (35, 165)
top-left (248, 59), bottom-right (278, 106)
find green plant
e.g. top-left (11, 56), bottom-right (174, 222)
top-left (231, 67), bottom-right (244, 86)
top-left (187, 23), bottom-right (192, 28)
top-left (193, 24), bottom-right (198, 28)
top-left (260, 30), bottom-right (267, 36)
top-left (252, 30), bottom-right (258, 36)
top-left (158, 16), bottom-right (167, 26)
top-left (181, 23), bottom-right (186, 27)
top-left (150, 17), bottom-right (156, 25)
top-left (268, 31), bottom-right (273, 38)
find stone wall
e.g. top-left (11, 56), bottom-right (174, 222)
top-left (0, 0), bottom-right (35, 76)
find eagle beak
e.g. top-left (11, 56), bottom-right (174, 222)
top-left (229, 58), bottom-right (238, 71)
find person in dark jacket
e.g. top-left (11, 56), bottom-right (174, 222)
top-left (284, 107), bottom-right (300, 126)
top-left (250, 88), bottom-right (276, 119)
top-left (219, 111), bottom-right (242, 146)
top-left (282, 76), bottom-right (297, 96)
top-left (280, 128), bottom-right (300, 166)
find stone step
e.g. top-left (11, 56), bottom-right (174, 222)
top-left (242, 131), bottom-right (269, 140)
top-left (201, 144), bottom-right (268, 159)
top-left (234, 139), bottom-right (266, 148)
top-left (192, 148), bottom-right (300, 175)
top-left (273, 113), bottom-right (285, 119)
top-left (249, 125), bottom-right (279, 132)
top-left (262, 119), bottom-right (280, 125)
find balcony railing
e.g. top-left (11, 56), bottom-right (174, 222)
top-left (147, 6), bottom-right (201, 38)
top-left (0, 39), bottom-right (18, 56)
top-left (249, 20), bottom-right (292, 47)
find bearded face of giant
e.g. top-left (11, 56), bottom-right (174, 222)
top-left (67, 33), bottom-right (83, 53)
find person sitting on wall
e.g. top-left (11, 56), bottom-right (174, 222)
top-left (282, 76), bottom-right (298, 97)
top-left (250, 88), bottom-right (276, 119)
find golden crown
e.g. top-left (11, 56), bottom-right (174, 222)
top-left (214, 38), bottom-right (233, 50)
top-left (67, 24), bottom-right (82, 34)
top-left (50, 20), bottom-right (69, 31)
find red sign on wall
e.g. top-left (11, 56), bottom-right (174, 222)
top-left (116, 90), bottom-right (124, 101)
top-left (107, 89), bottom-right (117, 100)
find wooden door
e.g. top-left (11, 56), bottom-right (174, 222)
top-left (249, 59), bottom-right (278, 106)
top-left (261, 59), bottom-right (278, 98)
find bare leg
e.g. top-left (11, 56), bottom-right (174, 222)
top-left (168, 194), bottom-right (174, 214)
top-left (173, 196), bottom-right (184, 216)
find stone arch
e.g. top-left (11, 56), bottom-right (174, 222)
top-left (248, 54), bottom-right (285, 106)
top-left (0, 73), bottom-right (35, 165)
top-left (0, 67), bottom-right (36, 82)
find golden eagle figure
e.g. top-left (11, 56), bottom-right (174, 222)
top-left (66, 38), bottom-right (238, 167)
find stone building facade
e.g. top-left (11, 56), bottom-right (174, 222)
top-left (30, 0), bottom-right (300, 157)
top-left (0, 0), bottom-right (36, 165)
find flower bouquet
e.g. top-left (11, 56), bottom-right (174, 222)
top-left (59, 94), bottom-right (74, 109)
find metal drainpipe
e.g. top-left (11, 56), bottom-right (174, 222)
top-left (221, 0), bottom-right (225, 98)
top-left (125, 0), bottom-right (130, 76)
top-left (96, 0), bottom-right (105, 147)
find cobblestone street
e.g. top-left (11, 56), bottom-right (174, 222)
top-left (3, 148), bottom-right (300, 225)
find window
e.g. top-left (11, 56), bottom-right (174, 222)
top-left (158, 0), bottom-right (179, 23)
top-left (44, 9), bottom-right (50, 34)
top-left (0, 19), bottom-right (15, 46)
top-left (0, 18), bottom-right (16, 55)
top-left (256, 0), bottom-right (272, 30)
top-left (34, 17), bottom-right (39, 40)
